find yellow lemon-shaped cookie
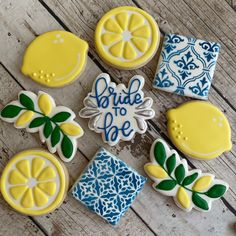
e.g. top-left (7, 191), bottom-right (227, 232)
top-left (95, 6), bottom-right (160, 69)
top-left (166, 101), bottom-right (232, 160)
top-left (0, 149), bottom-right (68, 215)
top-left (22, 31), bottom-right (88, 87)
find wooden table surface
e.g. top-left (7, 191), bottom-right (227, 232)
top-left (0, 0), bottom-right (235, 235)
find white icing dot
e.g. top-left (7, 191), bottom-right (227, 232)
top-left (53, 40), bottom-right (58, 44)
top-left (59, 38), bottom-right (64, 43)
top-left (28, 178), bottom-right (37, 188)
top-left (212, 117), bottom-right (217, 122)
top-left (56, 34), bottom-right (61, 38)
top-left (122, 30), bottom-right (132, 42)
top-left (218, 123), bottom-right (223, 127)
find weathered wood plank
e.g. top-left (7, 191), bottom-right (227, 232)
top-left (0, 64), bottom-right (155, 236)
top-left (40, 0), bottom-right (236, 206)
top-left (0, 0), bottom-right (235, 235)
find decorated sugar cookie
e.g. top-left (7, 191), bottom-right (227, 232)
top-left (0, 149), bottom-right (68, 215)
top-left (22, 31), bottom-right (88, 87)
top-left (144, 139), bottom-right (229, 212)
top-left (95, 6), bottom-right (160, 69)
top-left (79, 73), bottom-right (155, 146)
top-left (166, 101), bottom-right (232, 160)
top-left (153, 34), bottom-right (220, 99)
top-left (0, 91), bottom-right (84, 162)
top-left (72, 147), bottom-right (146, 225)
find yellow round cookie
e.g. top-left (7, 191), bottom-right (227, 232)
top-left (0, 149), bottom-right (68, 215)
top-left (166, 101), bottom-right (232, 160)
top-left (95, 6), bottom-right (160, 70)
top-left (22, 31), bottom-right (88, 87)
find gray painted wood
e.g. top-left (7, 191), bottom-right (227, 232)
top-left (0, 0), bottom-right (235, 235)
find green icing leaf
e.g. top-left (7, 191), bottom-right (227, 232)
top-left (156, 179), bottom-right (177, 191)
top-left (44, 120), bottom-right (53, 138)
top-left (51, 112), bottom-right (71, 123)
top-left (182, 172), bottom-right (199, 186)
top-left (166, 154), bottom-right (176, 175)
top-left (61, 135), bottom-right (73, 159)
top-left (51, 126), bottom-right (61, 147)
top-left (192, 192), bottom-right (209, 211)
top-left (205, 184), bottom-right (227, 198)
top-left (175, 164), bottom-right (185, 184)
top-left (19, 93), bottom-right (34, 110)
top-left (154, 141), bottom-right (166, 166)
top-left (1, 105), bottom-right (23, 118)
top-left (29, 117), bottom-right (46, 128)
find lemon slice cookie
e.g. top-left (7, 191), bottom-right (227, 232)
top-left (22, 31), bottom-right (88, 87)
top-left (95, 6), bottom-right (160, 69)
top-left (166, 101), bottom-right (232, 160)
top-left (0, 149), bottom-right (68, 215)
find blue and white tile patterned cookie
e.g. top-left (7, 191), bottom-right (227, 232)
top-left (153, 33), bottom-right (220, 99)
top-left (71, 148), bottom-right (146, 225)
top-left (80, 73), bottom-right (155, 146)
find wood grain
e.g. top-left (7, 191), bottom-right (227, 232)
top-left (0, 0), bottom-right (235, 235)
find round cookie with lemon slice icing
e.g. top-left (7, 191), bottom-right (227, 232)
top-left (0, 149), bottom-right (68, 215)
top-left (21, 31), bottom-right (88, 87)
top-left (95, 6), bottom-right (160, 69)
top-left (166, 101), bottom-right (232, 160)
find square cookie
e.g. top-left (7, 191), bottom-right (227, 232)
top-left (71, 148), bottom-right (146, 225)
top-left (153, 33), bottom-right (220, 99)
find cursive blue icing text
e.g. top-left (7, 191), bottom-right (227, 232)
top-left (90, 77), bottom-right (143, 108)
top-left (97, 112), bottom-right (134, 142)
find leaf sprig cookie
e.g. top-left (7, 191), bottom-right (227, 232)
top-left (0, 91), bottom-right (83, 162)
top-left (144, 139), bottom-right (229, 212)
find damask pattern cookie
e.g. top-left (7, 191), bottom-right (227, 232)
top-left (144, 139), bottom-right (229, 212)
top-left (166, 101), bottom-right (232, 160)
top-left (0, 149), bottom-right (68, 215)
top-left (71, 148), bottom-right (146, 225)
top-left (95, 6), bottom-right (160, 69)
top-left (0, 91), bottom-right (84, 162)
top-left (22, 30), bottom-right (88, 87)
top-left (153, 33), bottom-right (220, 99)
top-left (79, 73), bottom-right (155, 146)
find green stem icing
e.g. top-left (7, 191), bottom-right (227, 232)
top-left (21, 107), bottom-right (66, 137)
top-left (160, 163), bottom-right (205, 195)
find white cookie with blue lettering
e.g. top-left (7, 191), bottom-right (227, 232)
top-left (79, 73), bottom-right (155, 146)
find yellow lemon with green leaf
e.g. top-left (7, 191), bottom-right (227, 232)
top-left (166, 101), bottom-right (232, 160)
top-left (22, 31), bottom-right (88, 87)
top-left (0, 149), bottom-right (68, 215)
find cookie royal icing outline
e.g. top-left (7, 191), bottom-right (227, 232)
top-left (0, 149), bottom-right (68, 215)
top-left (0, 91), bottom-right (84, 162)
top-left (144, 139), bottom-right (229, 212)
top-left (79, 73), bottom-right (155, 146)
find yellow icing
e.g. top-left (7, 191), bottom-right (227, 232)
top-left (144, 164), bottom-right (168, 179)
top-left (15, 111), bottom-right (34, 126)
top-left (21, 31), bottom-right (88, 87)
top-left (193, 176), bottom-right (212, 192)
top-left (177, 187), bottom-right (190, 209)
top-left (95, 6), bottom-right (160, 69)
top-left (38, 94), bottom-right (52, 115)
top-left (60, 123), bottom-right (83, 136)
top-left (0, 149), bottom-right (68, 215)
top-left (167, 101), bottom-right (232, 160)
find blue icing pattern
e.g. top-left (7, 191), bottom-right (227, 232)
top-left (71, 148), bottom-right (146, 225)
top-left (153, 33), bottom-right (220, 99)
top-left (80, 73), bottom-right (155, 146)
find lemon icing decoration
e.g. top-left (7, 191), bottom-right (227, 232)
top-left (144, 139), bottom-right (229, 212)
top-left (0, 91), bottom-right (84, 162)
top-left (21, 30), bottom-right (88, 87)
top-left (166, 101), bottom-right (232, 160)
top-left (0, 149), bottom-right (68, 215)
top-left (95, 6), bottom-right (160, 69)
